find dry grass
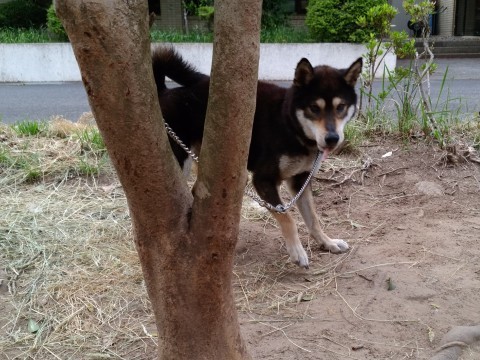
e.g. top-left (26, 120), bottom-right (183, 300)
top-left (0, 118), bottom-right (158, 359)
top-left (3, 116), bottom-right (478, 359)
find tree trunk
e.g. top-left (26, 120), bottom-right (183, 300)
top-left (56, 1), bottom-right (261, 359)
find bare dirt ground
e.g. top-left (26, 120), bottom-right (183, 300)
top-left (1, 133), bottom-right (480, 359)
top-left (237, 139), bottom-right (480, 359)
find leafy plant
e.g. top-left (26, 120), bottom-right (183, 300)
top-left (76, 127), bottom-right (106, 153)
top-left (261, 0), bottom-right (289, 30)
top-left (185, 0), bottom-right (291, 32)
top-left (356, 0), bottom-right (455, 148)
top-left (357, 2), bottom-right (415, 111)
top-left (197, 5), bottom-right (214, 20)
top-left (12, 120), bottom-right (46, 136)
top-left (46, 3), bottom-right (67, 40)
top-left (306, 0), bottom-right (389, 43)
top-left (183, 0), bottom-right (213, 16)
top-left (78, 157), bottom-right (101, 176)
top-left (197, 5), bottom-right (214, 30)
top-left (0, 0), bottom-right (49, 28)
top-left (402, 0), bottom-right (446, 145)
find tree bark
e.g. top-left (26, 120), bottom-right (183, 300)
top-left (56, 0), bottom-right (261, 359)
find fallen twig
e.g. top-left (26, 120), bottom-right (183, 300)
top-left (376, 167), bottom-right (407, 177)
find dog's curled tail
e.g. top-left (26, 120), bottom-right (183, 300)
top-left (151, 47), bottom-right (208, 91)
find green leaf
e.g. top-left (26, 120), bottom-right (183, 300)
top-left (386, 277), bottom-right (396, 291)
top-left (301, 294), bottom-right (314, 302)
top-left (28, 319), bottom-right (40, 333)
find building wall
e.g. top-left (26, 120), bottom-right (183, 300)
top-left (438, 0), bottom-right (455, 35)
top-left (390, 0), bottom-right (412, 34)
top-left (157, 0), bottom-right (183, 31)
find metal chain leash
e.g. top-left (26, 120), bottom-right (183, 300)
top-left (164, 122), bottom-right (199, 162)
top-left (164, 122), bottom-right (322, 213)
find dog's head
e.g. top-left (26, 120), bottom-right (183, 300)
top-left (292, 57), bottom-right (362, 155)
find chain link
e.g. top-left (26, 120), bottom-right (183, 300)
top-left (164, 122), bottom-right (322, 213)
top-left (164, 122), bottom-right (199, 162)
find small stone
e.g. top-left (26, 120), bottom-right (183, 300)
top-left (415, 181), bottom-right (444, 196)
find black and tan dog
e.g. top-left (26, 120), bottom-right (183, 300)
top-left (152, 47), bottom-right (362, 268)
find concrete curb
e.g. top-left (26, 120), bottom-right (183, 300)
top-left (0, 43), bottom-right (396, 83)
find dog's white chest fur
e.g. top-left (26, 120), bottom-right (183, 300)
top-left (278, 152), bottom-right (317, 179)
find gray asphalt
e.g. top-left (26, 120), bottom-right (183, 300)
top-left (0, 82), bottom-right (90, 124)
top-left (0, 59), bottom-right (478, 124)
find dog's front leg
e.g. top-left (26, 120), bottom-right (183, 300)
top-left (270, 211), bottom-right (309, 268)
top-left (253, 175), bottom-right (309, 268)
top-left (287, 173), bottom-right (349, 254)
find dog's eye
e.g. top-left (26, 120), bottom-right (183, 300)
top-left (336, 104), bottom-right (347, 113)
top-left (309, 104), bottom-right (321, 114)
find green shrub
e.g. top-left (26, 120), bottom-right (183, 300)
top-left (185, 0), bottom-right (291, 31)
top-left (0, 0), bottom-right (48, 28)
top-left (262, 0), bottom-right (289, 30)
top-left (197, 5), bottom-right (214, 30)
top-left (46, 3), bottom-right (67, 39)
top-left (184, 0), bottom-right (213, 16)
top-left (197, 5), bottom-right (214, 20)
top-left (306, 0), bottom-right (389, 43)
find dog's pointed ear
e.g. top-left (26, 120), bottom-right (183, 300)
top-left (294, 58), bottom-right (314, 86)
top-left (343, 57), bottom-right (363, 86)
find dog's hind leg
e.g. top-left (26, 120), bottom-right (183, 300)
top-left (182, 156), bottom-right (193, 178)
top-left (182, 142), bottom-right (201, 178)
top-left (169, 140), bottom-right (200, 179)
top-left (287, 173), bottom-right (349, 254)
top-left (253, 175), bottom-right (309, 268)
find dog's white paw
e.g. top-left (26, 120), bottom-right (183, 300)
top-left (324, 239), bottom-right (349, 254)
top-left (286, 244), bottom-right (309, 269)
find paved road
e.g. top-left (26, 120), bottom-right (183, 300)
top-left (0, 82), bottom-right (90, 124)
top-left (0, 59), bottom-right (478, 124)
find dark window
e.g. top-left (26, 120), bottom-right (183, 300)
top-left (149, 0), bottom-right (161, 15)
top-left (455, 0), bottom-right (480, 36)
top-left (295, 0), bottom-right (308, 14)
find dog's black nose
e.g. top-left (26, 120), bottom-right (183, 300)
top-left (325, 133), bottom-right (340, 147)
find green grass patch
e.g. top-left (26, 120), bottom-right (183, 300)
top-left (0, 148), bottom-right (15, 168)
top-left (343, 121), bottom-right (365, 153)
top-left (150, 29), bottom-right (213, 43)
top-left (474, 124), bottom-right (480, 150)
top-left (0, 145), bottom-right (42, 183)
top-left (2, 26), bottom-right (314, 44)
top-left (77, 155), bottom-right (108, 176)
top-left (261, 26), bottom-right (314, 43)
top-left (12, 120), bottom-right (47, 136)
top-left (0, 119), bottom-right (114, 185)
top-left (76, 127), bottom-right (106, 153)
top-left (0, 27), bottom-right (56, 43)
top-left (150, 27), bottom-right (314, 43)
